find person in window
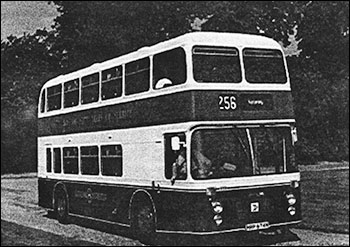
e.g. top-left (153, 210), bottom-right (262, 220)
top-left (171, 148), bottom-right (187, 185)
top-left (191, 149), bottom-right (214, 179)
top-left (191, 132), bottom-right (214, 179)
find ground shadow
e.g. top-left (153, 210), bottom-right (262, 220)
top-left (152, 229), bottom-right (300, 246)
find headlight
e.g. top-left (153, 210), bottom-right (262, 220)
top-left (286, 193), bottom-right (296, 205)
top-left (212, 201), bottom-right (223, 214)
top-left (213, 214), bottom-right (223, 226)
top-left (288, 206), bottom-right (296, 216)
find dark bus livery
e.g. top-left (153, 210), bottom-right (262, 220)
top-left (38, 32), bottom-right (301, 239)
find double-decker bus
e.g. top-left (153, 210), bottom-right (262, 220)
top-left (38, 32), bottom-right (301, 240)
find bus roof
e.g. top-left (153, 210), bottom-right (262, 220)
top-left (42, 32), bottom-right (282, 88)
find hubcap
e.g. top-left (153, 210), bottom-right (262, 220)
top-left (137, 206), bottom-right (154, 233)
top-left (57, 195), bottom-right (65, 216)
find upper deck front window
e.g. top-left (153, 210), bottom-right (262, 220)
top-left (192, 46), bottom-right (242, 83)
top-left (243, 48), bottom-right (287, 83)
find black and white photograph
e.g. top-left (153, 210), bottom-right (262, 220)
top-left (1, 1), bottom-right (349, 246)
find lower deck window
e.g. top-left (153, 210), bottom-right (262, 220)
top-left (63, 147), bottom-right (78, 174)
top-left (81, 146), bottom-right (99, 175)
top-left (46, 148), bottom-right (52, 172)
top-left (101, 145), bottom-right (122, 176)
top-left (164, 133), bottom-right (187, 180)
top-left (53, 148), bottom-right (62, 173)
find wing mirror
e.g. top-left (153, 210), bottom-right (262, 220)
top-left (171, 136), bottom-right (181, 151)
top-left (291, 126), bottom-right (298, 145)
top-left (171, 136), bottom-right (186, 151)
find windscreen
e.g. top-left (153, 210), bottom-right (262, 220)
top-left (191, 127), bottom-right (296, 180)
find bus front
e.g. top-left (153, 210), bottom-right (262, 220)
top-left (188, 124), bottom-right (300, 233)
top-left (178, 36), bottom-right (301, 234)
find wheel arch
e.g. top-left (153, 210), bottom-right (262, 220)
top-left (128, 189), bottom-right (158, 227)
top-left (52, 182), bottom-right (69, 212)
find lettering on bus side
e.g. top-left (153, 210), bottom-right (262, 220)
top-left (62, 109), bottom-right (133, 131)
top-left (240, 94), bottom-right (273, 111)
top-left (74, 188), bottom-right (107, 203)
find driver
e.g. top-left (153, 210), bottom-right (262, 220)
top-left (171, 148), bottom-right (187, 184)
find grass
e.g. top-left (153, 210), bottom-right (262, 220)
top-left (298, 166), bottom-right (349, 233)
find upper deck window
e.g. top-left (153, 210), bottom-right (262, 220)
top-left (40, 89), bottom-right (46, 113)
top-left (192, 46), bottom-right (241, 83)
top-left (153, 48), bottom-right (186, 89)
top-left (47, 84), bottom-right (62, 111)
top-left (64, 79), bottom-right (79, 108)
top-left (81, 73), bottom-right (100, 104)
top-left (243, 49), bottom-right (287, 83)
top-left (125, 57), bottom-right (150, 95)
top-left (102, 66), bottom-right (122, 100)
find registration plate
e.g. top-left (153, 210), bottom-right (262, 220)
top-left (245, 221), bottom-right (270, 231)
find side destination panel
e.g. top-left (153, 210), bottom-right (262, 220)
top-left (38, 90), bottom-right (295, 136)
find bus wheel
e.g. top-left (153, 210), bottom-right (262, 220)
top-left (131, 199), bottom-right (156, 243)
top-left (54, 188), bottom-right (69, 224)
top-left (277, 225), bottom-right (289, 238)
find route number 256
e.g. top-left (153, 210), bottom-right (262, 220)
top-left (218, 95), bottom-right (237, 110)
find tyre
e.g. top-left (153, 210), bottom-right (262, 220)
top-left (238, 231), bottom-right (260, 244)
top-left (277, 225), bottom-right (289, 238)
top-left (54, 187), bottom-right (69, 224)
top-left (131, 198), bottom-right (156, 243)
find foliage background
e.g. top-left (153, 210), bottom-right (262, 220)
top-left (1, 1), bottom-right (348, 174)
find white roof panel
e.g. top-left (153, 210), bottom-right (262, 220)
top-left (42, 32), bottom-right (282, 88)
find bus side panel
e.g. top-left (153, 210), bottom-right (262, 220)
top-left (38, 177), bottom-right (55, 209)
top-left (38, 91), bottom-right (295, 137)
top-left (39, 178), bottom-right (301, 233)
top-left (66, 181), bottom-right (134, 225)
top-left (38, 178), bottom-right (135, 225)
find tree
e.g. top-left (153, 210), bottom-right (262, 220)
top-left (288, 1), bottom-right (349, 162)
top-left (50, 1), bottom-right (300, 71)
top-left (51, 1), bottom-right (197, 72)
top-left (50, 1), bottom-right (348, 163)
top-left (1, 30), bottom-right (59, 173)
top-left (1, 2), bottom-right (348, 174)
